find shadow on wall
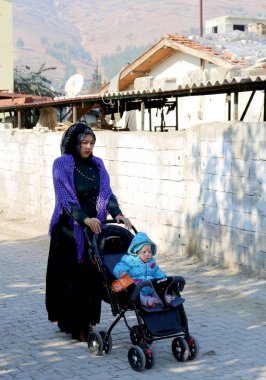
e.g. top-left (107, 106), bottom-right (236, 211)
top-left (186, 122), bottom-right (265, 275)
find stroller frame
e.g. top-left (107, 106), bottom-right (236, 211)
top-left (84, 220), bottom-right (199, 371)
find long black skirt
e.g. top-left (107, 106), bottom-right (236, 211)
top-left (45, 216), bottom-right (101, 336)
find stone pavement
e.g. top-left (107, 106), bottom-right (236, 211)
top-left (0, 216), bottom-right (265, 380)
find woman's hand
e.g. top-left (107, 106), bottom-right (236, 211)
top-left (115, 214), bottom-right (132, 229)
top-left (84, 217), bottom-right (101, 234)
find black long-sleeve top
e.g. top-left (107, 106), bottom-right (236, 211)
top-left (69, 155), bottom-right (121, 224)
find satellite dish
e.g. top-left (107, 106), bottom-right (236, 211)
top-left (64, 74), bottom-right (84, 97)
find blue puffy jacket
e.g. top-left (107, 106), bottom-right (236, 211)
top-left (113, 232), bottom-right (166, 296)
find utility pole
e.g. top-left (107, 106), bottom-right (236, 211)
top-left (199, 0), bottom-right (204, 71)
top-left (200, 0), bottom-right (203, 36)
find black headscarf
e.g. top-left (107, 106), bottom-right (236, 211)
top-left (60, 122), bottom-right (96, 157)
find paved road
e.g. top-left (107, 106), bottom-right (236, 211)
top-left (0, 217), bottom-right (265, 380)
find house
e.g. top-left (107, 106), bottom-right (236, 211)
top-left (1, 32), bottom-right (265, 131)
top-left (0, 0), bottom-right (13, 93)
top-left (100, 32), bottom-right (266, 131)
top-left (205, 15), bottom-right (266, 35)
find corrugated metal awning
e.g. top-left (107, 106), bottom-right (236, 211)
top-left (0, 75), bottom-right (265, 112)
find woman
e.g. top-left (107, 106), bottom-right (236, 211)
top-left (46, 122), bottom-right (131, 341)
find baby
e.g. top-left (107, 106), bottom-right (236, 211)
top-left (113, 232), bottom-right (175, 307)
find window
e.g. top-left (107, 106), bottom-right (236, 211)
top-left (212, 26), bottom-right (218, 33)
top-left (233, 24), bottom-right (245, 31)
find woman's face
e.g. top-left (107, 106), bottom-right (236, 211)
top-left (80, 134), bottom-right (95, 158)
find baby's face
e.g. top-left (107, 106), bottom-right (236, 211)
top-left (138, 245), bottom-right (152, 263)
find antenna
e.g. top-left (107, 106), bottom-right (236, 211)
top-left (64, 74), bottom-right (84, 97)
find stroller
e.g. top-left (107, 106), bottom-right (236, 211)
top-left (84, 220), bottom-right (199, 372)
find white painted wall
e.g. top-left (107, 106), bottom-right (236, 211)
top-left (150, 52), bottom-right (199, 80)
top-left (0, 122), bottom-right (265, 277)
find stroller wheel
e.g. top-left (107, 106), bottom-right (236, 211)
top-left (128, 345), bottom-right (146, 372)
top-left (172, 337), bottom-right (190, 362)
top-left (87, 331), bottom-right (104, 356)
top-left (130, 324), bottom-right (153, 346)
top-left (187, 335), bottom-right (199, 360)
top-left (141, 343), bottom-right (156, 369)
top-left (99, 330), bottom-right (113, 354)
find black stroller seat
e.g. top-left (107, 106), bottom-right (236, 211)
top-left (89, 224), bottom-right (136, 309)
top-left (97, 225), bottom-right (133, 280)
top-left (92, 224), bottom-right (133, 278)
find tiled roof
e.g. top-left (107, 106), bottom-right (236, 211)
top-left (166, 34), bottom-right (245, 65)
top-left (0, 93), bottom-right (52, 107)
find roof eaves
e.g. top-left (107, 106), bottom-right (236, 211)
top-left (99, 37), bottom-right (168, 94)
top-left (120, 37), bottom-right (167, 77)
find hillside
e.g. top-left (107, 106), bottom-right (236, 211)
top-left (13, 0), bottom-right (266, 92)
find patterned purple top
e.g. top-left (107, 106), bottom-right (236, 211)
top-left (49, 153), bottom-right (114, 262)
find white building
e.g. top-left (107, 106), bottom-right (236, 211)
top-left (205, 15), bottom-right (266, 34)
top-left (100, 33), bottom-right (266, 131)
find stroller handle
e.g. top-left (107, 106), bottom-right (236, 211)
top-left (83, 219), bottom-right (137, 246)
top-left (101, 219), bottom-right (137, 234)
top-left (83, 219), bottom-right (137, 264)
top-left (130, 276), bottom-right (186, 302)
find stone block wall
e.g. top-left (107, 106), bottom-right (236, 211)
top-left (0, 122), bottom-right (265, 276)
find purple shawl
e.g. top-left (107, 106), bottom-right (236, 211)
top-left (49, 153), bottom-right (114, 263)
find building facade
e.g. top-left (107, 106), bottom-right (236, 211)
top-left (103, 34), bottom-right (266, 132)
top-left (205, 15), bottom-right (266, 34)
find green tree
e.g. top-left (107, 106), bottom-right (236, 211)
top-left (89, 62), bottom-right (103, 94)
top-left (14, 62), bottom-right (60, 97)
